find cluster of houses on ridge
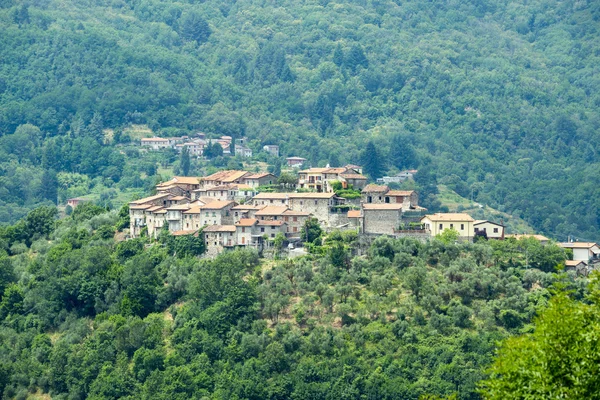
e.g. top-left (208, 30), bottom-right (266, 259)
top-left (141, 133), bottom-right (258, 158)
top-left (127, 167), bottom-right (525, 258)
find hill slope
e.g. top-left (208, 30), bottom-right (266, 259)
top-left (0, 0), bottom-right (598, 240)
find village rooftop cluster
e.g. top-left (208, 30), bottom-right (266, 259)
top-left (126, 167), bottom-right (528, 258)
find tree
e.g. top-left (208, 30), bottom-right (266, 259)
top-left (480, 275), bottom-right (600, 399)
top-left (436, 228), bottom-right (460, 244)
top-left (333, 43), bottom-right (344, 67)
top-left (40, 168), bottom-right (58, 204)
top-left (277, 172), bottom-right (297, 187)
top-left (389, 135), bottom-right (417, 170)
top-left (179, 12), bottom-right (211, 44)
top-left (301, 218), bottom-right (323, 245)
top-left (180, 147), bottom-right (191, 176)
top-left (361, 141), bottom-right (385, 179)
top-left (345, 44), bottom-right (368, 72)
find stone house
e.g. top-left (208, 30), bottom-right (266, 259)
top-left (232, 204), bottom-right (263, 222)
top-left (155, 177), bottom-right (201, 197)
top-left (263, 145), bottom-right (279, 157)
top-left (235, 218), bottom-right (260, 248)
top-left (361, 204), bottom-right (404, 235)
top-left (203, 225), bottom-right (237, 257)
top-left (165, 204), bottom-right (192, 232)
top-left (234, 144), bottom-right (253, 158)
top-left (298, 167), bottom-right (367, 193)
top-left (243, 173), bottom-right (277, 188)
top-left (339, 173), bottom-right (368, 190)
top-left (199, 200), bottom-right (236, 226)
top-left (421, 213), bottom-right (475, 241)
top-left (141, 137), bottom-right (170, 150)
top-left (361, 184), bottom-right (391, 204)
top-left (286, 157), bottom-right (306, 168)
top-left (199, 170), bottom-right (250, 189)
top-left (474, 220), bottom-right (505, 239)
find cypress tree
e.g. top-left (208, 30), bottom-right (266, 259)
top-left (361, 141), bottom-right (384, 179)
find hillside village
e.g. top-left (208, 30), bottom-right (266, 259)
top-left (128, 167), bottom-right (512, 257)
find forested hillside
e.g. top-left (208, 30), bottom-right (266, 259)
top-left (0, 0), bottom-right (599, 240)
top-left (0, 205), bottom-right (576, 399)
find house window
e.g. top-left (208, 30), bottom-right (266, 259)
top-left (293, 227), bottom-right (297, 233)
top-left (461, 224), bottom-right (464, 230)
top-left (242, 227), bottom-right (246, 233)
top-left (475, 227), bottom-right (479, 232)
top-left (494, 228), bottom-right (499, 233)
top-left (261, 227), bottom-right (265, 232)
top-left (293, 216), bottom-right (297, 222)
top-left (450, 224), bottom-right (454, 229)
top-left (385, 197), bottom-right (390, 203)
top-left (439, 223), bottom-right (443, 230)
top-left (300, 201), bottom-right (304, 205)
top-left (270, 200), bottom-right (273, 204)
top-left (314, 200), bottom-right (318, 205)
top-left (271, 234), bottom-right (275, 238)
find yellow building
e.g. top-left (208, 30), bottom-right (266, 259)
top-left (421, 213), bottom-right (475, 241)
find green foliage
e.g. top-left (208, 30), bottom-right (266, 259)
top-left (480, 274), bottom-right (600, 399)
top-left (436, 228), bottom-right (460, 245)
top-left (301, 217), bottom-right (323, 245)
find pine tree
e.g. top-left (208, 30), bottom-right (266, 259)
top-left (389, 134), bottom-right (417, 170)
top-left (40, 169), bottom-right (58, 204)
top-left (361, 141), bottom-right (384, 179)
top-left (333, 43), bottom-right (344, 67)
top-left (180, 147), bottom-right (190, 176)
top-left (345, 44), bottom-right (368, 73)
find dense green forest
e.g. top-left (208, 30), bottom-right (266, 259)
top-left (0, 0), bottom-right (599, 240)
top-left (0, 205), bottom-right (584, 399)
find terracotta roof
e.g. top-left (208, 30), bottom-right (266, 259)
top-left (153, 209), bottom-right (167, 214)
top-left (157, 176), bottom-right (200, 186)
top-left (207, 184), bottom-right (236, 191)
top-left (236, 218), bottom-right (258, 227)
top-left (166, 204), bottom-right (191, 211)
top-left (145, 206), bottom-right (164, 212)
top-left (282, 209), bottom-right (310, 216)
top-left (565, 260), bottom-right (587, 267)
top-left (130, 193), bottom-right (171, 205)
top-left (232, 205), bottom-right (262, 210)
top-left (323, 168), bottom-right (348, 174)
top-left (255, 206), bottom-right (289, 216)
top-left (299, 168), bottom-right (329, 173)
top-left (340, 173), bottom-right (367, 180)
top-left (422, 213), bottom-right (475, 222)
top-left (258, 220), bottom-right (286, 226)
top-left (474, 220), bottom-right (504, 227)
top-left (203, 225), bottom-right (236, 232)
top-left (362, 204), bottom-right (403, 210)
top-left (183, 206), bottom-right (202, 214)
top-left (348, 210), bottom-right (362, 218)
top-left (244, 173), bottom-right (275, 179)
top-left (171, 230), bottom-right (198, 236)
top-left (386, 190), bottom-right (415, 196)
top-left (254, 192), bottom-right (336, 200)
top-left (141, 137), bottom-right (169, 142)
top-left (234, 184), bottom-right (254, 191)
top-left (287, 156), bottom-right (307, 160)
top-left (130, 204), bottom-right (154, 210)
top-left (559, 242), bottom-right (599, 249)
top-left (506, 234), bottom-right (550, 241)
top-left (170, 196), bottom-right (188, 201)
top-left (362, 184), bottom-right (390, 193)
top-left (201, 200), bottom-right (235, 210)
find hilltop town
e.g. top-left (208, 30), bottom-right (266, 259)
top-left (128, 167), bottom-right (503, 257)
